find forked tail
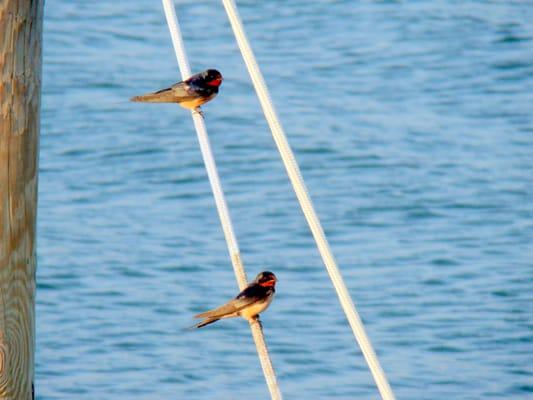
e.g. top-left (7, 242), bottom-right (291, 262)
top-left (195, 318), bottom-right (220, 329)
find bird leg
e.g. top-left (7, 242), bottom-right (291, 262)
top-left (193, 107), bottom-right (204, 118)
top-left (250, 315), bottom-right (263, 329)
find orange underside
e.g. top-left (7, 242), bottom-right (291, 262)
top-left (178, 97), bottom-right (209, 110)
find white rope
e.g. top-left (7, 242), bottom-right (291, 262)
top-left (160, 1), bottom-right (282, 399)
top-left (221, 1), bottom-right (396, 399)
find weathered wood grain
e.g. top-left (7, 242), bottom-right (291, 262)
top-left (0, 0), bottom-right (43, 398)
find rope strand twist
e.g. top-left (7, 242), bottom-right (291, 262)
top-left (221, 1), bottom-right (396, 399)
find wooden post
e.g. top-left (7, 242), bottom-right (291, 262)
top-left (0, 0), bottom-right (43, 398)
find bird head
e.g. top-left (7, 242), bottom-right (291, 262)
top-left (202, 69), bottom-right (223, 87)
top-left (256, 271), bottom-right (277, 288)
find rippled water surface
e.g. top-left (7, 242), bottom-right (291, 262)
top-left (38, 1), bottom-right (532, 399)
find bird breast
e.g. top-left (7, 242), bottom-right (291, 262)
top-left (178, 92), bottom-right (217, 110)
top-left (239, 293), bottom-right (274, 321)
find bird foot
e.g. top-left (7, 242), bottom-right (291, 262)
top-left (251, 316), bottom-right (263, 329)
top-left (193, 107), bottom-right (204, 118)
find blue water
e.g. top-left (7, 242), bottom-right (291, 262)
top-left (39, 1), bottom-right (532, 399)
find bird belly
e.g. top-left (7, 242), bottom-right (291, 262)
top-left (239, 295), bottom-right (273, 321)
top-left (178, 93), bottom-right (216, 109)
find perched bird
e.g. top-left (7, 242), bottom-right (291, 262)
top-left (194, 271), bottom-right (277, 329)
top-left (130, 69), bottom-right (223, 112)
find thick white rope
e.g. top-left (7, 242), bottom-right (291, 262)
top-left (160, 1), bottom-right (282, 399)
top-left (221, 1), bottom-right (396, 399)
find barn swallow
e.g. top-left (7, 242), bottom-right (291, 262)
top-left (130, 69), bottom-right (222, 112)
top-left (194, 271), bottom-right (277, 329)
